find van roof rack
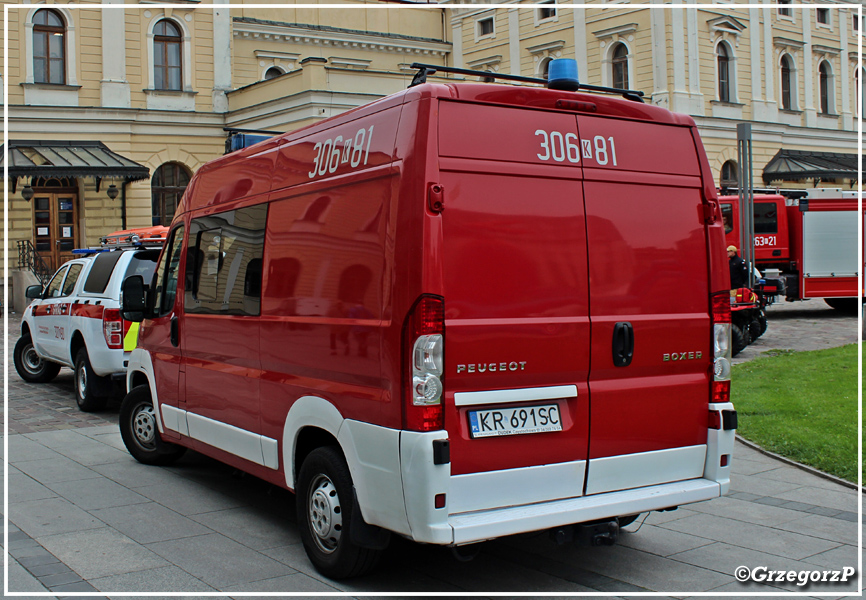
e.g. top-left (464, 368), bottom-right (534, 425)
top-left (409, 62), bottom-right (645, 103)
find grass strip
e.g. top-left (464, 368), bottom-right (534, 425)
top-left (731, 344), bottom-right (859, 483)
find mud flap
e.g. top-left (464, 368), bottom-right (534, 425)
top-left (351, 489), bottom-right (391, 550)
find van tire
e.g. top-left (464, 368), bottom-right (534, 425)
top-left (14, 335), bottom-right (60, 383)
top-left (119, 385), bottom-right (187, 466)
top-left (296, 446), bottom-right (382, 579)
top-left (74, 349), bottom-right (109, 412)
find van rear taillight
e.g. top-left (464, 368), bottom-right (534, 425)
top-left (710, 292), bottom-right (732, 403)
top-left (103, 308), bottom-right (124, 350)
top-left (403, 295), bottom-right (445, 432)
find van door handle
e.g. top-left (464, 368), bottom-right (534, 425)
top-left (170, 316), bottom-right (179, 347)
top-left (612, 322), bottom-right (634, 367)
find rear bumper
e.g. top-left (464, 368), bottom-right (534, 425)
top-left (446, 477), bottom-right (720, 545)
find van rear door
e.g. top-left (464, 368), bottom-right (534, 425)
top-left (437, 100), bottom-right (591, 512)
top-left (578, 115), bottom-right (711, 495)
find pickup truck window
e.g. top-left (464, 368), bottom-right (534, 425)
top-left (61, 263), bottom-right (83, 296)
top-left (45, 265), bottom-right (69, 298)
top-left (83, 251), bottom-right (123, 293)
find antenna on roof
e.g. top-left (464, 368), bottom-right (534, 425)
top-left (408, 61), bottom-right (645, 103)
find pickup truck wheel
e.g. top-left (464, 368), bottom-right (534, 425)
top-left (74, 349), bottom-right (108, 412)
top-left (296, 446), bottom-right (382, 579)
top-left (119, 385), bottom-right (186, 466)
top-left (14, 335), bottom-right (60, 383)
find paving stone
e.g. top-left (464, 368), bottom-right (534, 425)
top-left (27, 561), bottom-right (73, 577)
top-left (89, 565), bottom-right (217, 594)
top-left (134, 479), bottom-right (247, 516)
top-left (38, 527), bottom-right (169, 580)
top-left (775, 486), bottom-right (857, 513)
top-left (660, 513), bottom-right (840, 561)
top-left (44, 477), bottom-right (150, 511)
top-left (17, 553), bottom-right (63, 568)
top-left (38, 571), bottom-right (86, 587)
top-left (618, 523), bottom-right (715, 558)
top-left (8, 472), bottom-right (58, 504)
top-left (47, 581), bottom-right (100, 593)
top-left (90, 459), bottom-right (187, 490)
top-left (89, 502), bottom-right (213, 544)
top-left (189, 506), bottom-right (299, 551)
top-left (7, 556), bottom-right (51, 593)
top-left (774, 513), bottom-right (859, 546)
top-left (685, 494), bottom-right (803, 527)
top-left (13, 455), bottom-right (102, 485)
top-left (146, 533), bottom-right (291, 589)
top-left (10, 497), bottom-right (104, 538)
top-left (221, 572), bottom-right (345, 594)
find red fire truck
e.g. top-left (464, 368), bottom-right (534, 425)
top-left (719, 188), bottom-right (863, 313)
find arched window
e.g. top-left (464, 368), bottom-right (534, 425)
top-left (539, 57), bottom-right (552, 80)
top-left (720, 160), bottom-right (738, 190)
top-left (818, 60), bottom-right (833, 114)
top-left (151, 163), bottom-right (191, 226)
top-left (717, 43), bottom-right (731, 103)
top-left (154, 20), bottom-right (182, 91)
top-left (612, 43), bottom-right (629, 90)
top-left (780, 54), bottom-right (794, 110)
top-left (33, 9), bottom-right (65, 84)
top-left (264, 66), bottom-right (283, 80)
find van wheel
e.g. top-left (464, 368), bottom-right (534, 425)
top-left (119, 385), bottom-right (186, 466)
top-left (296, 447), bottom-right (382, 579)
top-left (74, 349), bottom-right (108, 412)
top-left (14, 335), bottom-right (60, 383)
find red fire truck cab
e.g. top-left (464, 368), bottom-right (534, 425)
top-left (119, 62), bottom-right (735, 578)
top-left (719, 189), bottom-right (863, 311)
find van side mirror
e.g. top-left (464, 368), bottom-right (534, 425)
top-left (121, 275), bottom-right (147, 322)
top-left (25, 285), bottom-right (44, 299)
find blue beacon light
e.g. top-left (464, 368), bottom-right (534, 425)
top-left (547, 59), bottom-right (580, 92)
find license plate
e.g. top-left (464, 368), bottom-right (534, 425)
top-left (468, 404), bottom-right (562, 438)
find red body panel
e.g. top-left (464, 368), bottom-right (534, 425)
top-left (138, 81), bottom-right (726, 493)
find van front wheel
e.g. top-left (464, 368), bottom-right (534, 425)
top-left (119, 385), bottom-right (186, 466)
top-left (296, 446), bottom-right (382, 579)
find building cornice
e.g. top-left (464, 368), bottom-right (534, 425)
top-left (232, 17), bottom-right (450, 57)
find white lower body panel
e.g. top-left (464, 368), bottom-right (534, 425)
top-left (585, 444), bottom-right (707, 495)
top-left (448, 477), bottom-right (720, 545)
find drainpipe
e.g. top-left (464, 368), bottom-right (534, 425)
top-left (121, 180), bottom-right (128, 230)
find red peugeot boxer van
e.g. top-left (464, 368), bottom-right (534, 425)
top-left (119, 61), bottom-right (736, 579)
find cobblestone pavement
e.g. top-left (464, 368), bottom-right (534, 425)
top-left (6, 311), bottom-right (119, 434)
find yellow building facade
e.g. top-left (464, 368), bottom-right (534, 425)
top-left (3, 1), bottom-right (861, 305)
top-left (3, 1), bottom-right (448, 297)
top-left (450, 2), bottom-right (862, 191)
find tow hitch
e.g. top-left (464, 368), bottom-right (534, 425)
top-left (550, 519), bottom-right (620, 547)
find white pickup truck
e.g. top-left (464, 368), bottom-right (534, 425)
top-left (14, 228), bottom-right (165, 411)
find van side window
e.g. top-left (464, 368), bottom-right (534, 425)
top-left (153, 225), bottom-right (185, 316)
top-left (753, 203), bottom-right (778, 234)
top-left (185, 204), bottom-right (267, 316)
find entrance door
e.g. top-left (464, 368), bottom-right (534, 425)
top-left (32, 191), bottom-right (79, 272)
